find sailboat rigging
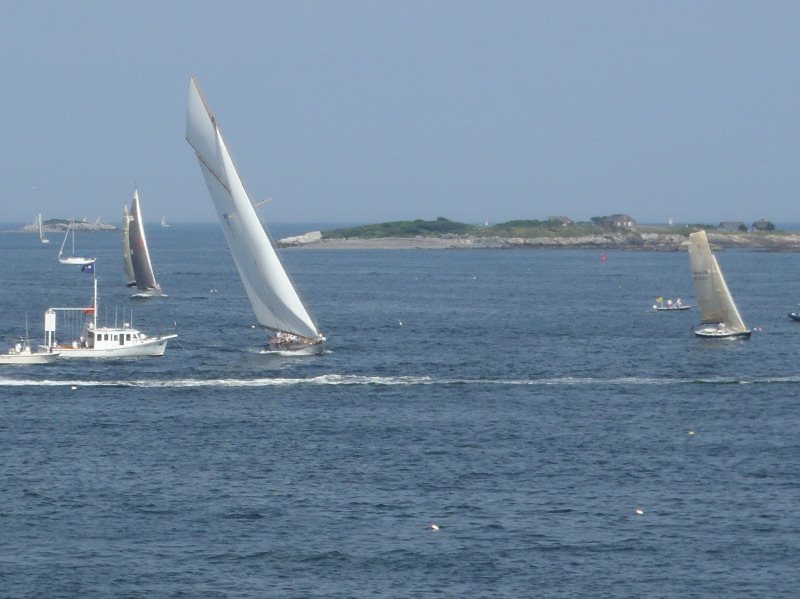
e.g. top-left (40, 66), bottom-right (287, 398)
top-left (688, 230), bottom-right (750, 339)
top-left (185, 76), bottom-right (325, 355)
top-left (58, 220), bottom-right (96, 265)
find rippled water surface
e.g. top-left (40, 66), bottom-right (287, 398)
top-left (1, 224), bottom-right (798, 598)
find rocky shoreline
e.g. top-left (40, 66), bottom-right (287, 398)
top-left (277, 230), bottom-right (800, 251)
top-left (15, 221), bottom-right (117, 233)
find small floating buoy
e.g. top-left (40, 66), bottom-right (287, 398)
top-left (688, 430), bottom-right (695, 436)
top-left (71, 386), bottom-right (78, 390)
top-left (398, 320), bottom-right (403, 326)
top-left (600, 253), bottom-right (607, 262)
top-left (429, 523), bottom-right (439, 531)
top-left (635, 509), bottom-right (644, 515)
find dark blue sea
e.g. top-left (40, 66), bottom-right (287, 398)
top-left (1, 223), bottom-right (798, 598)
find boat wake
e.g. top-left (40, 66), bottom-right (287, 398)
top-left (1, 374), bottom-right (799, 388)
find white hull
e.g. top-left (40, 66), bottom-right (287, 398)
top-left (0, 350), bottom-right (60, 365)
top-left (41, 334), bottom-right (176, 358)
top-left (58, 256), bottom-right (96, 266)
top-left (261, 343), bottom-right (325, 356)
top-left (132, 287), bottom-right (164, 298)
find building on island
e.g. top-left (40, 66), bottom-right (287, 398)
top-left (719, 221), bottom-right (747, 231)
top-left (603, 214), bottom-right (637, 229)
top-left (751, 220), bottom-right (775, 231)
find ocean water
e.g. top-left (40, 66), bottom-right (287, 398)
top-left (1, 224), bottom-right (798, 598)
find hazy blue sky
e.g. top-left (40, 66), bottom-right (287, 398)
top-left (2, 1), bottom-right (800, 225)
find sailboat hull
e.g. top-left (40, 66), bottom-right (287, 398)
top-left (132, 287), bottom-right (164, 298)
top-left (693, 325), bottom-right (751, 339)
top-left (58, 256), bottom-right (96, 266)
top-left (263, 335), bottom-right (325, 356)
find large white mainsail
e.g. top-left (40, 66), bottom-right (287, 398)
top-left (185, 77), bottom-right (322, 346)
top-left (128, 189), bottom-right (162, 296)
top-left (121, 204), bottom-right (136, 286)
top-left (688, 230), bottom-right (749, 336)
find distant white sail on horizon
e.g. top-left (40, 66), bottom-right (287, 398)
top-left (185, 77), bottom-right (322, 342)
top-left (36, 213), bottom-right (50, 243)
top-left (689, 230), bottom-right (748, 334)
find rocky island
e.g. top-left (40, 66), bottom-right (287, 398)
top-left (16, 218), bottom-right (117, 233)
top-left (277, 217), bottom-right (800, 252)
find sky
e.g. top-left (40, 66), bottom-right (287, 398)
top-left (2, 1), bottom-right (800, 226)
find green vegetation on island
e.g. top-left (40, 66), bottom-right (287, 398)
top-left (320, 217), bottom-right (737, 240)
top-left (322, 217), bottom-right (476, 239)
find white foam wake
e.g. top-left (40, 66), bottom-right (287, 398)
top-left (1, 374), bottom-right (799, 388)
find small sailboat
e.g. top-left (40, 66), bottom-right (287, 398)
top-left (126, 189), bottom-right (163, 297)
top-left (161, 215), bottom-right (170, 227)
top-left (36, 214), bottom-right (50, 243)
top-left (688, 230), bottom-right (750, 339)
top-left (185, 77), bottom-right (325, 355)
top-left (58, 220), bottom-right (96, 265)
top-left (40, 269), bottom-right (176, 357)
top-left (121, 204), bottom-right (137, 286)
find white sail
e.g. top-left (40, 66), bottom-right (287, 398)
top-left (121, 204), bottom-right (136, 285)
top-left (37, 214), bottom-right (50, 243)
top-left (185, 77), bottom-right (321, 341)
top-left (689, 230), bottom-right (748, 333)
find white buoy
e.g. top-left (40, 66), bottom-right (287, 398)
top-left (635, 509), bottom-right (644, 515)
top-left (429, 523), bottom-right (439, 531)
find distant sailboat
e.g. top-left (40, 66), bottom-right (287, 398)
top-left (161, 215), bottom-right (170, 227)
top-left (127, 189), bottom-right (163, 297)
top-left (36, 214), bottom-right (50, 243)
top-left (57, 220), bottom-right (96, 265)
top-left (121, 204), bottom-right (136, 287)
top-left (688, 230), bottom-right (750, 339)
top-left (185, 76), bottom-right (325, 355)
